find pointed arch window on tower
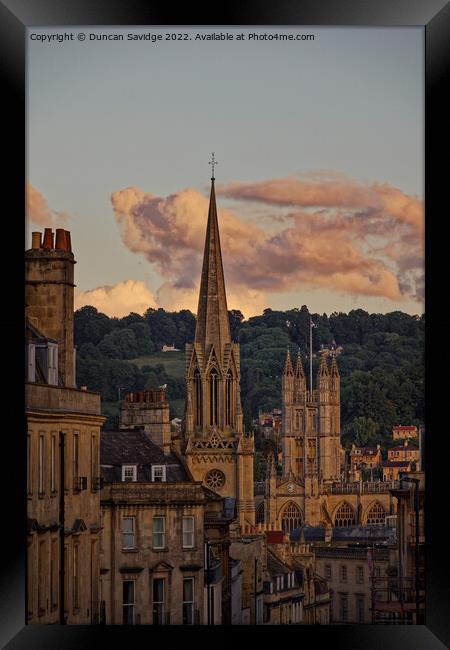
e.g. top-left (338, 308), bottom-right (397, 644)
top-left (225, 370), bottom-right (232, 426)
top-left (281, 502), bottom-right (302, 533)
top-left (194, 369), bottom-right (202, 428)
top-left (209, 369), bottom-right (218, 426)
top-left (366, 502), bottom-right (386, 525)
top-left (334, 502), bottom-right (356, 527)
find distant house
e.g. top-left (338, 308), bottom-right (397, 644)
top-left (392, 425), bottom-right (418, 441)
top-left (350, 444), bottom-right (382, 479)
top-left (162, 343), bottom-right (180, 352)
top-left (382, 460), bottom-right (414, 481)
top-left (387, 440), bottom-right (420, 465)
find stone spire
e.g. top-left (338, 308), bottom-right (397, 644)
top-left (194, 177), bottom-right (231, 355)
top-left (330, 350), bottom-right (340, 377)
top-left (294, 349), bottom-right (305, 379)
top-left (318, 351), bottom-right (330, 377)
top-left (283, 348), bottom-right (294, 376)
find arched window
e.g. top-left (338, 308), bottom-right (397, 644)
top-left (209, 369), bottom-right (218, 426)
top-left (256, 502), bottom-right (265, 524)
top-left (281, 502), bottom-right (302, 533)
top-left (225, 370), bottom-right (232, 426)
top-left (334, 502), bottom-right (356, 527)
top-left (194, 369), bottom-right (202, 428)
top-left (366, 502), bottom-right (386, 525)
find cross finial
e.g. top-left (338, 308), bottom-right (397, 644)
top-left (209, 152), bottom-right (218, 180)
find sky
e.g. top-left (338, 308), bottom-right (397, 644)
top-left (26, 26), bottom-right (424, 318)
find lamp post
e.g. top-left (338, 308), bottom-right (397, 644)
top-left (400, 475), bottom-right (421, 624)
top-left (205, 538), bottom-right (211, 625)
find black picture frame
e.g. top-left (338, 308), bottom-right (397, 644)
top-left (1, 0), bottom-right (449, 648)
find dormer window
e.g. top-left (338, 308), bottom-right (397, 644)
top-left (122, 465), bottom-right (137, 482)
top-left (152, 465), bottom-right (166, 482)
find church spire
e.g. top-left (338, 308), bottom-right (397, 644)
top-left (283, 347), bottom-right (294, 376)
top-left (330, 350), bottom-right (340, 377)
top-left (194, 157), bottom-right (231, 353)
top-left (294, 349), bottom-right (305, 379)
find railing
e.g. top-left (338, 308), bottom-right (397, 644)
top-left (372, 576), bottom-right (426, 624)
top-left (323, 481), bottom-right (399, 495)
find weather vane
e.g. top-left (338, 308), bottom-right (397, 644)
top-left (209, 152), bottom-right (218, 180)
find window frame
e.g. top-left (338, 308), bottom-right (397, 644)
top-left (356, 565), bottom-right (364, 583)
top-left (151, 465), bottom-right (166, 482)
top-left (152, 516), bottom-right (166, 550)
top-left (182, 577), bottom-right (195, 625)
top-left (153, 577), bottom-right (166, 625)
top-left (122, 580), bottom-right (135, 625)
top-left (122, 516), bottom-right (136, 550)
top-left (122, 464), bottom-right (137, 482)
top-left (182, 515), bottom-right (195, 549)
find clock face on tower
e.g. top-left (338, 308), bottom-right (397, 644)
top-left (287, 483), bottom-right (295, 493)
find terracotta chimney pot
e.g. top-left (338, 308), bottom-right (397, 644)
top-left (65, 230), bottom-right (72, 252)
top-left (55, 229), bottom-right (67, 250)
top-left (31, 232), bottom-right (41, 249)
top-left (42, 228), bottom-right (54, 250)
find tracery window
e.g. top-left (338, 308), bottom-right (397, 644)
top-left (225, 370), bottom-right (232, 426)
top-left (209, 369), bottom-right (218, 426)
top-left (194, 369), bottom-right (202, 428)
top-left (334, 502), bottom-right (356, 527)
top-left (281, 502), bottom-right (302, 533)
top-left (256, 502), bottom-right (265, 524)
top-left (366, 502), bottom-right (386, 525)
top-left (204, 469), bottom-right (225, 490)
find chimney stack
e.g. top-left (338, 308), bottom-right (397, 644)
top-left (26, 227), bottom-right (76, 387)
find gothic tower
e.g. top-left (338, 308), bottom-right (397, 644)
top-left (281, 346), bottom-right (342, 484)
top-left (184, 166), bottom-right (255, 527)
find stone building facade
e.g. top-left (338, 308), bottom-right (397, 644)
top-left (99, 428), bottom-right (234, 625)
top-left (373, 471), bottom-right (425, 624)
top-left (26, 228), bottom-right (105, 624)
top-left (183, 177), bottom-right (255, 529)
top-left (314, 544), bottom-right (391, 624)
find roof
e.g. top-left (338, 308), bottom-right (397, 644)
top-left (382, 461), bottom-right (412, 468)
top-left (267, 550), bottom-right (291, 577)
top-left (393, 425), bottom-right (417, 430)
top-left (388, 444), bottom-right (418, 452)
top-left (290, 525), bottom-right (395, 543)
top-left (266, 530), bottom-right (286, 545)
top-left (25, 319), bottom-right (56, 343)
top-left (100, 430), bottom-right (189, 482)
top-left (351, 447), bottom-right (380, 455)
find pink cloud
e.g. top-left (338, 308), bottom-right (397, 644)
top-left (26, 184), bottom-right (69, 227)
top-left (110, 173), bottom-right (423, 315)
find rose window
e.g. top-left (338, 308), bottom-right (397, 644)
top-left (205, 469), bottom-right (225, 490)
